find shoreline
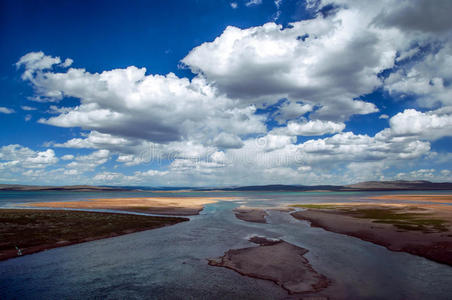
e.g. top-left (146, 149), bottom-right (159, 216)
top-left (290, 202), bottom-right (452, 266)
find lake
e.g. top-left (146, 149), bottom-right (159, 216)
top-left (1, 190), bottom-right (452, 299)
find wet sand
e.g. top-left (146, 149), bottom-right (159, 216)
top-left (291, 202), bottom-right (452, 266)
top-left (0, 209), bottom-right (187, 261)
top-left (233, 206), bottom-right (294, 223)
top-left (233, 207), bottom-right (268, 223)
top-left (23, 196), bottom-right (239, 216)
top-left (208, 236), bottom-right (329, 294)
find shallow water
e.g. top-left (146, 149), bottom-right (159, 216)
top-left (1, 190), bottom-right (452, 299)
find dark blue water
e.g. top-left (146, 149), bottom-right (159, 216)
top-left (1, 190), bottom-right (452, 299)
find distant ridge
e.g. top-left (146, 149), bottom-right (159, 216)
top-left (209, 180), bottom-right (452, 192)
top-left (1, 180), bottom-right (452, 192)
top-left (343, 180), bottom-right (452, 191)
top-left (213, 184), bottom-right (342, 192)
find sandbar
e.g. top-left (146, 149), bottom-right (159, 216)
top-left (208, 236), bottom-right (329, 294)
top-left (233, 207), bottom-right (268, 223)
top-left (366, 194), bottom-right (452, 203)
top-left (23, 196), bottom-right (239, 216)
top-left (0, 209), bottom-right (187, 261)
top-left (233, 206), bottom-right (295, 223)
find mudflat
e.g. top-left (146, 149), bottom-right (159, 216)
top-left (23, 196), bottom-right (239, 215)
top-left (0, 209), bottom-right (188, 261)
top-left (233, 207), bottom-right (268, 223)
top-left (208, 236), bottom-right (329, 294)
top-left (291, 202), bottom-right (452, 266)
top-left (233, 206), bottom-right (294, 223)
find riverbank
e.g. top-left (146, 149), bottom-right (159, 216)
top-left (291, 202), bottom-right (452, 266)
top-left (0, 209), bottom-right (188, 261)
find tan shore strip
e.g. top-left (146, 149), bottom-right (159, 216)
top-left (291, 202), bottom-right (452, 266)
top-left (23, 196), bottom-right (241, 216)
top-left (366, 194), bottom-right (452, 203)
top-left (0, 209), bottom-right (188, 261)
top-left (208, 236), bottom-right (329, 294)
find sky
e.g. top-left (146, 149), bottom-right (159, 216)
top-left (1, 0), bottom-right (452, 187)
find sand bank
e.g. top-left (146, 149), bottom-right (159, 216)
top-left (0, 209), bottom-right (187, 261)
top-left (233, 206), bottom-right (295, 223)
top-left (366, 194), bottom-right (452, 203)
top-left (233, 207), bottom-right (268, 223)
top-left (208, 236), bottom-right (329, 294)
top-left (291, 203), bottom-right (452, 266)
top-left (24, 196), bottom-right (239, 216)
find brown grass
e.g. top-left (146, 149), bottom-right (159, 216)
top-left (0, 209), bottom-right (187, 261)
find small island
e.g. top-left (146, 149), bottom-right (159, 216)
top-left (233, 207), bottom-right (269, 223)
top-left (208, 236), bottom-right (329, 294)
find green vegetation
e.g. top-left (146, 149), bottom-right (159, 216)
top-left (0, 209), bottom-right (188, 258)
top-left (293, 204), bottom-right (449, 233)
top-left (350, 208), bottom-right (449, 232)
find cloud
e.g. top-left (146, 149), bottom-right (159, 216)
top-left (54, 131), bottom-right (136, 149)
top-left (273, 100), bottom-right (313, 124)
top-left (395, 168), bottom-right (452, 182)
top-left (66, 149), bottom-right (110, 173)
top-left (372, 0), bottom-right (452, 33)
top-left (16, 51), bottom-right (62, 80)
top-left (272, 120), bottom-right (345, 136)
top-left (60, 58), bottom-right (73, 67)
top-left (384, 42), bottom-right (452, 108)
top-left (18, 55), bottom-right (266, 145)
top-left (378, 109), bottom-right (452, 141)
top-left (181, 11), bottom-right (396, 120)
top-left (230, 2), bottom-right (238, 9)
top-left (93, 169), bottom-right (169, 184)
top-left (0, 107), bottom-right (14, 114)
top-left (245, 0), bottom-right (262, 7)
top-left (0, 144), bottom-right (58, 169)
top-left (9, 0), bottom-right (452, 186)
top-left (181, 0), bottom-right (452, 123)
top-left (273, 0), bottom-right (283, 21)
top-left (213, 132), bottom-right (244, 149)
top-left (21, 106), bottom-right (37, 111)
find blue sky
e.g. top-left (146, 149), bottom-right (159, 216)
top-left (1, 0), bottom-right (452, 186)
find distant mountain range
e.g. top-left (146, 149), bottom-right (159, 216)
top-left (204, 180), bottom-right (452, 192)
top-left (343, 180), bottom-right (452, 191)
top-left (1, 180), bottom-right (452, 192)
top-left (213, 184), bottom-right (342, 192)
